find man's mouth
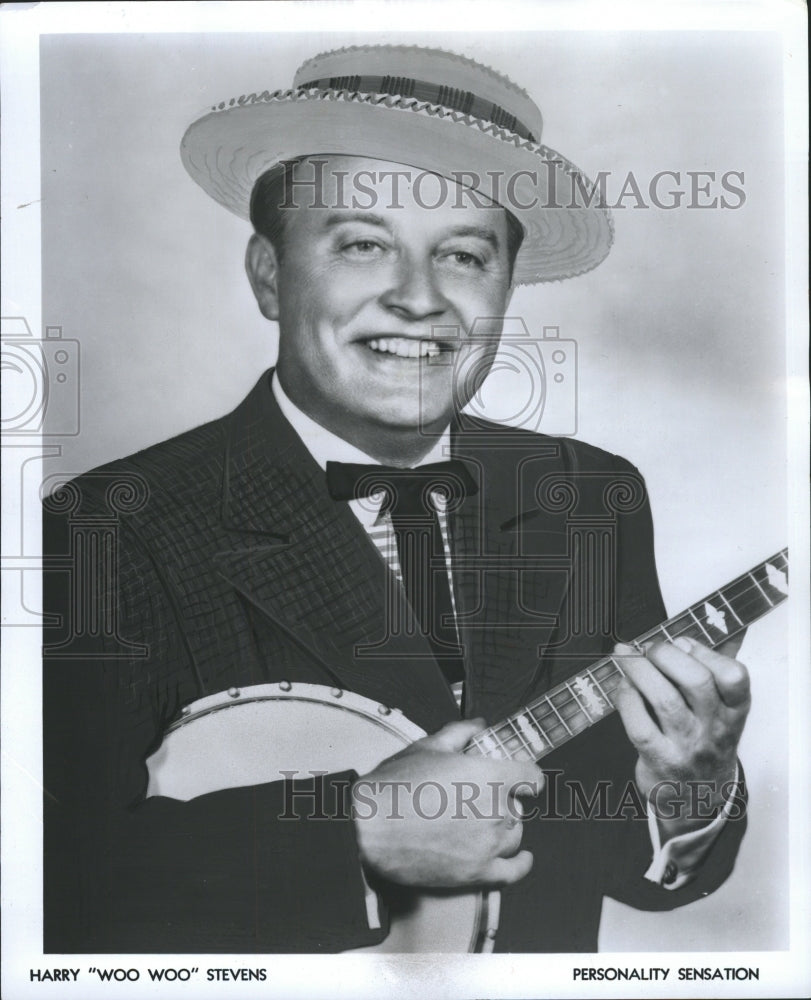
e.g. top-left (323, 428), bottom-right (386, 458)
top-left (364, 337), bottom-right (446, 359)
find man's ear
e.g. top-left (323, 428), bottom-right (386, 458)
top-left (245, 233), bottom-right (281, 321)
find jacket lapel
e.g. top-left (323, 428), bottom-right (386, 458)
top-left (450, 421), bottom-right (573, 722)
top-left (212, 374), bottom-right (459, 732)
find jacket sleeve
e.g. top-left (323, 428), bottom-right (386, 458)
top-left (598, 456), bottom-right (748, 909)
top-left (42, 500), bottom-right (387, 954)
top-left (588, 718), bottom-right (748, 911)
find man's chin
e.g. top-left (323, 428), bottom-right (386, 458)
top-left (363, 407), bottom-right (452, 436)
top-left (343, 382), bottom-right (453, 435)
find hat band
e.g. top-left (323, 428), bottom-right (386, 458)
top-left (297, 74), bottom-right (537, 143)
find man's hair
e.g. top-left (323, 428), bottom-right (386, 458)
top-left (249, 159), bottom-right (525, 279)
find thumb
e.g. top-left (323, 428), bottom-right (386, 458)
top-left (423, 718), bottom-right (487, 753)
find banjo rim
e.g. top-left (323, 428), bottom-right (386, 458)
top-left (166, 679), bottom-right (429, 742)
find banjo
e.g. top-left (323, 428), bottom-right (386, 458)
top-left (146, 549), bottom-right (788, 952)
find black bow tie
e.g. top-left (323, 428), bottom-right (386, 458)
top-left (325, 459), bottom-right (478, 510)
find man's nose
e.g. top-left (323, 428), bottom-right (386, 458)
top-left (379, 253), bottom-right (448, 319)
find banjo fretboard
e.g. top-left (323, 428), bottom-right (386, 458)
top-left (464, 549), bottom-right (789, 763)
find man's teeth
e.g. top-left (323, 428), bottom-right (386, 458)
top-left (367, 337), bottom-right (441, 359)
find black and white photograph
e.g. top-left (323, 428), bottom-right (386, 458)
top-left (1, 2), bottom-right (808, 998)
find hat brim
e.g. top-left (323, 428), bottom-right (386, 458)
top-left (180, 89), bottom-right (613, 284)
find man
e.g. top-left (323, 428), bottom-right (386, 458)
top-left (43, 45), bottom-right (749, 954)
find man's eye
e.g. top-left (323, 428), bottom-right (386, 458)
top-left (343, 239), bottom-right (384, 256)
top-left (446, 250), bottom-right (484, 268)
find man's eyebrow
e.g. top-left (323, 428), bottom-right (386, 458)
top-left (322, 211), bottom-right (391, 230)
top-left (318, 215), bottom-right (501, 249)
top-left (440, 225), bottom-right (501, 250)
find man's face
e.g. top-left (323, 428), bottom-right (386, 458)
top-left (248, 156), bottom-right (514, 447)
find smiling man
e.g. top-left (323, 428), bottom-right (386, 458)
top-left (43, 45), bottom-right (750, 954)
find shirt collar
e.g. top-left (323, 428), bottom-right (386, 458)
top-left (271, 371), bottom-right (451, 471)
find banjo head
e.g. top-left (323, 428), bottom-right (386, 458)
top-left (145, 681), bottom-right (498, 953)
top-left (147, 681), bottom-right (426, 799)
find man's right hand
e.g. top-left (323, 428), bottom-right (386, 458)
top-left (351, 719), bottom-right (543, 888)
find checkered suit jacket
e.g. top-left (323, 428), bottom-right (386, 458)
top-left (42, 370), bottom-right (746, 953)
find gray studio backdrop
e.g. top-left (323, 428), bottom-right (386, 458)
top-left (40, 30), bottom-right (788, 951)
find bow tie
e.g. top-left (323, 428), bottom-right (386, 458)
top-left (325, 459), bottom-right (478, 510)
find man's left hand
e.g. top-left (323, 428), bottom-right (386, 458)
top-left (614, 634), bottom-right (750, 840)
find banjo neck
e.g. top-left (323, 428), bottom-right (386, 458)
top-left (463, 548), bottom-right (789, 764)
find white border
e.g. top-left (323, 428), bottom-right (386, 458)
top-left (2, 2), bottom-right (809, 998)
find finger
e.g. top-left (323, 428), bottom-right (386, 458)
top-left (496, 816), bottom-right (524, 857)
top-left (508, 770), bottom-right (545, 800)
top-left (613, 676), bottom-right (668, 756)
top-left (481, 850), bottom-right (534, 886)
top-left (614, 642), bottom-right (693, 730)
top-left (677, 636), bottom-right (751, 709)
top-left (505, 796), bottom-right (525, 827)
top-left (480, 769), bottom-right (543, 823)
top-left (718, 628), bottom-right (747, 659)
top-left (644, 638), bottom-right (721, 718)
top-left (424, 718), bottom-right (487, 752)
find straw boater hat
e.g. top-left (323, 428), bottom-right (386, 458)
top-left (181, 45), bottom-right (613, 284)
